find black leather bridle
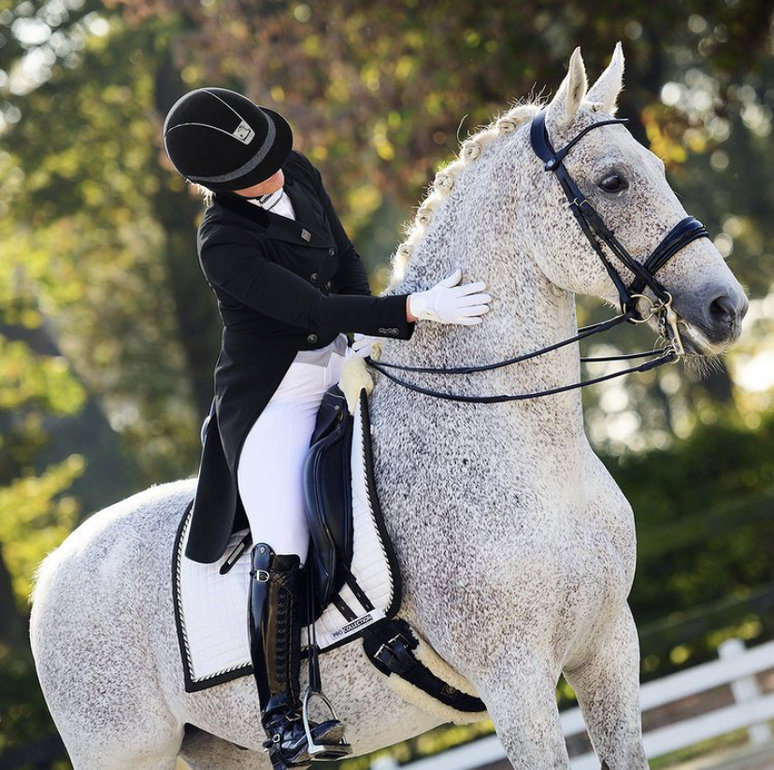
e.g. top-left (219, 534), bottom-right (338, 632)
top-left (529, 110), bottom-right (708, 332)
top-left (366, 110), bottom-right (711, 403)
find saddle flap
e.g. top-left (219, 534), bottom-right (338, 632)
top-left (303, 386), bottom-right (354, 612)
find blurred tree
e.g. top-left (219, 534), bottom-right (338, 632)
top-left (1, 8), bottom-right (218, 485)
top-left (0, 6), bottom-right (217, 762)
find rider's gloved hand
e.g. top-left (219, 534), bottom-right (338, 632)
top-left (408, 269), bottom-right (491, 325)
top-left (351, 333), bottom-right (382, 360)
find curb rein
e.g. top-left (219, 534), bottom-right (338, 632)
top-left (366, 110), bottom-right (711, 404)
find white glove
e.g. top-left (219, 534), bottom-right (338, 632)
top-left (352, 333), bottom-right (382, 359)
top-left (409, 269), bottom-right (491, 325)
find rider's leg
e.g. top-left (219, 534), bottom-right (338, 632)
top-left (248, 543), bottom-right (344, 768)
top-left (238, 359), bottom-right (347, 768)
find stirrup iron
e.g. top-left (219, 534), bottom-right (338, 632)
top-left (301, 688), bottom-right (351, 760)
top-left (303, 567), bottom-right (351, 761)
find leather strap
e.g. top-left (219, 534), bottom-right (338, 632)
top-left (633, 216), bottom-right (709, 295)
top-left (367, 347), bottom-right (675, 404)
top-left (362, 619), bottom-right (486, 714)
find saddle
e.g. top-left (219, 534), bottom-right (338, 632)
top-left (302, 386), bottom-right (354, 615)
top-left (173, 382), bottom-right (486, 719)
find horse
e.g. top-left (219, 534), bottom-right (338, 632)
top-left (30, 45), bottom-right (747, 769)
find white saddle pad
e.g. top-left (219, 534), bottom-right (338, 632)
top-left (173, 397), bottom-right (397, 692)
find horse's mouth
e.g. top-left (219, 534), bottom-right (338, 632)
top-left (674, 318), bottom-right (737, 357)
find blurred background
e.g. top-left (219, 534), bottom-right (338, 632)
top-left (0, 0), bottom-right (772, 768)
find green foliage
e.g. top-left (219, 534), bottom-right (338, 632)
top-left (0, 337), bottom-right (85, 416)
top-left (1, 14), bottom-right (209, 486)
top-left (0, 455), bottom-right (83, 607)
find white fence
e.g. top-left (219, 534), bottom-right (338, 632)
top-left (370, 638), bottom-right (774, 770)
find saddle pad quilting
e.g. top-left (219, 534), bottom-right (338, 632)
top-left (174, 398), bottom-right (395, 692)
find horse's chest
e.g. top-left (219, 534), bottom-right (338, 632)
top-left (558, 522), bottom-right (632, 614)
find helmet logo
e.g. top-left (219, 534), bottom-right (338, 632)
top-left (233, 119), bottom-right (255, 145)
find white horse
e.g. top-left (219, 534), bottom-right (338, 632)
top-left (30, 46), bottom-right (747, 769)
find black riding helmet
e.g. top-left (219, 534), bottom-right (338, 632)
top-left (163, 87), bottom-right (293, 192)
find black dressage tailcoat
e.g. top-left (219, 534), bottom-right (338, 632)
top-left (186, 151), bottom-right (414, 563)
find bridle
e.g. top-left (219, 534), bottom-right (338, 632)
top-left (366, 109), bottom-right (711, 404)
top-left (530, 110), bottom-right (708, 350)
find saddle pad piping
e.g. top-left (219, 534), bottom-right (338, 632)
top-left (172, 500), bottom-right (254, 692)
top-left (359, 389), bottom-right (402, 619)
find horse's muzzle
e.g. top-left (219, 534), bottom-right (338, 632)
top-left (674, 281), bottom-right (749, 353)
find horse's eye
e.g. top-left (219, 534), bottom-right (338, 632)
top-left (598, 173), bottom-right (628, 194)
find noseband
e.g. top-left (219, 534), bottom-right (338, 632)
top-left (366, 110), bottom-right (711, 404)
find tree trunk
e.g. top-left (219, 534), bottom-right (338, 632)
top-left (0, 543), bottom-right (27, 648)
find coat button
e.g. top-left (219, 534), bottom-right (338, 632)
top-left (310, 273), bottom-right (319, 283)
top-left (307, 333), bottom-right (318, 344)
top-left (328, 248), bottom-right (335, 257)
top-left (325, 281), bottom-right (332, 290)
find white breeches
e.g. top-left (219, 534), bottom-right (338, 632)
top-left (236, 339), bottom-right (348, 565)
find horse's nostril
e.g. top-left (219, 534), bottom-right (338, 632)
top-left (709, 295), bottom-right (737, 325)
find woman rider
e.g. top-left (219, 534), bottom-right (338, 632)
top-left (162, 87), bottom-right (490, 769)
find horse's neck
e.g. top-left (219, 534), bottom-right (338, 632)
top-left (387, 213), bottom-right (586, 446)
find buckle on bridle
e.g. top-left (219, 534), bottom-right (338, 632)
top-left (659, 294), bottom-right (685, 357)
top-left (627, 293), bottom-right (659, 324)
top-left (627, 292), bottom-right (685, 357)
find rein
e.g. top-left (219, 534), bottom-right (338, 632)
top-left (366, 110), bottom-right (709, 404)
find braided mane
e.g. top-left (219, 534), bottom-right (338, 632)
top-left (388, 102), bottom-right (541, 288)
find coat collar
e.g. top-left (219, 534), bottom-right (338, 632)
top-left (213, 173), bottom-right (331, 249)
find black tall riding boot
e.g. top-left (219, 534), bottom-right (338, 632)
top-left (248, 543), bottom-right (345, 769)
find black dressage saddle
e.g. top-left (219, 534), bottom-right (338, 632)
top-left (302, 385), bottom-right (356, 618)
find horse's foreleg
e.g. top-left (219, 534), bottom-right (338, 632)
top-left (478, 652), bottom-right (570, 769)
top-left (563, 605), bottom-right (648, 770)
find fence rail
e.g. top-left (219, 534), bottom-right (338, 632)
top-left (371, 638), bottom-right (774, 770)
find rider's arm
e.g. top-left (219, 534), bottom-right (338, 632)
top-left (198, 223), bottom-right (415, 339)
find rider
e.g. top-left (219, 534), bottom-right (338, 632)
top-left (162, 87), bottom-right (490, 769)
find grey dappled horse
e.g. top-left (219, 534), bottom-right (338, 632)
top-left (30, 46), bottom-right (747, 769)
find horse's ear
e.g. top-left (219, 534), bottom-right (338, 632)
top-left (547, 47), bottom-right (588, 129)
top-left (586, 42), bottom-right (625, 115)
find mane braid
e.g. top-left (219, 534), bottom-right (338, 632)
top-left (388, 101), bottom-right (541, 289)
